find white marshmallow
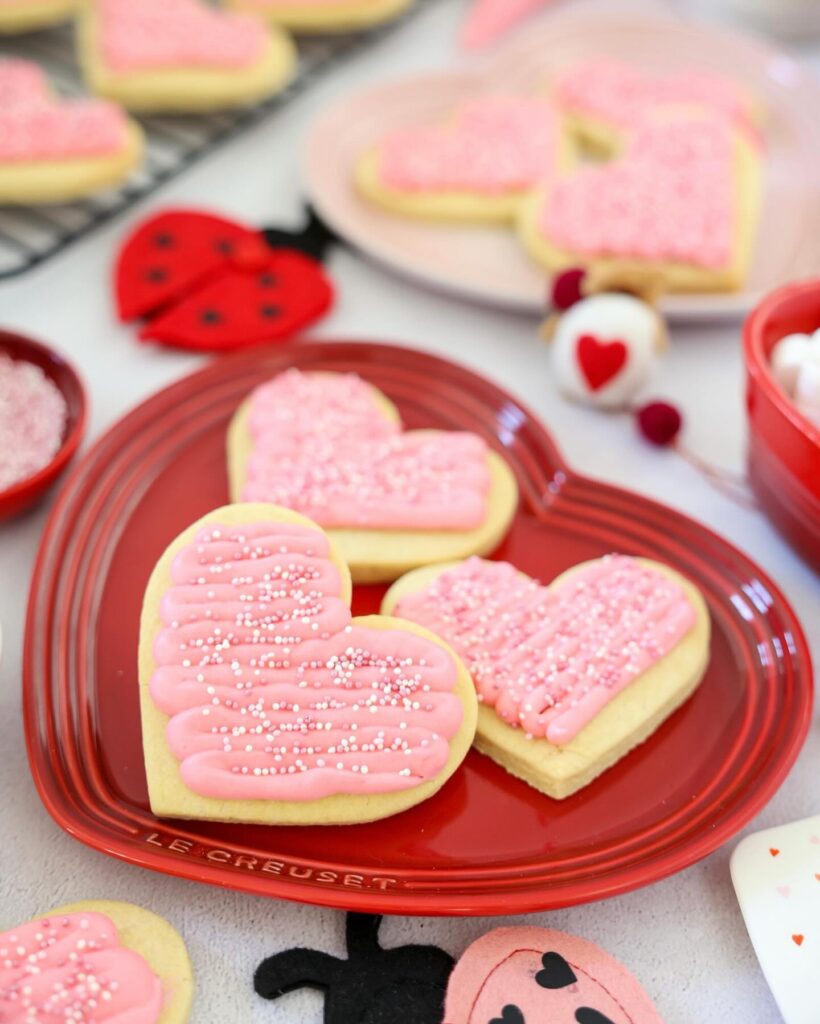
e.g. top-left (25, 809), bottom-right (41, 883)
top-left (794, 360), bottom-right (820, 428)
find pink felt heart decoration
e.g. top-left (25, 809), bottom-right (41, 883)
top-left (460, 0), bottom-right (556, 50)
top-left (444, 926), bottom-right (663, 1024)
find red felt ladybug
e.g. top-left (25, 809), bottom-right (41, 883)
top-left (115, 206), bottom-right (335, 352)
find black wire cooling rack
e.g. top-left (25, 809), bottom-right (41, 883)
top-left (0, 1), bottom-right (436, 280)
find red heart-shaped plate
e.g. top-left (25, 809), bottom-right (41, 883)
top-left (23, 342), bottom-right (812, 915)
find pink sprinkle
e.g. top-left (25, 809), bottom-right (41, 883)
top-left (0, 355), bottom-right (67, 492)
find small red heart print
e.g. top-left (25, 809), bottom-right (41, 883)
top-left (576, 334), bottom-right (628, 391)
top-left (792, 934), bottom-right (804, 947)
top-left (769, 848), bottom-right (780, 857)
top-left (777, 885), bottom-right (791, 897)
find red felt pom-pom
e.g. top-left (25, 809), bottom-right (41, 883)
top-left (550, 267), bottom-right (586, 311)
top-left (636, 401), bottom-right (682, 447)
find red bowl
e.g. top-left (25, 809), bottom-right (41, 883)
top-left (0, 330), bottom-right (88, 522)
top-left (743, 280), bottom-right (820, 570)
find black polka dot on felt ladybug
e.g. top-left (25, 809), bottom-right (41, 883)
top-left (259, 272), bottom-right (278, 288)
top-left (200, 308), bottom-right (223, 325)
top-left (489, 1005), bottom-right (525, 1024)
top-left (260, 305), bottom-right (281, 320)
top-left (215, 238), bottom-right (235, 255)
top-left (153, 232), bottom-right (174, 249)
top-left (535, 952), bottom-right (577, 990)
top-left (255, 913), bottom-right (454, 1024)
top-left (575, 1009), bottom-right (616, 1024)
top-left (145, 267), bottom-right (168, 283)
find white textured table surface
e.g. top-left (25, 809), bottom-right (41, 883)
top-left (0, 3), bottom-right (818, 1022)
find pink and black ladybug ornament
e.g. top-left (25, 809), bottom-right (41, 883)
top-left (115, 206), bottom-right (335, 352)
top-left (543, 268), bottom-right (667, 409)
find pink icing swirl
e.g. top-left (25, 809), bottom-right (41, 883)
top-left (377, 94), bottom-right (561, 194)
top-left (242, 369), bottom-right (491, 530)
top-left (394, 555), bottom-right (697, 745)
top-left (99, 0), bottom-right (267, 72)
top-left (540, 117), bottom-right (736, 269)
top-left (149, 520), bottom-right (464, 800)
top-left (0, 912), bottom-right (162, 1023)
top-left (554, 59), bottom-right (753, 136)
top-left (0, 59), bottom-right (128, 162)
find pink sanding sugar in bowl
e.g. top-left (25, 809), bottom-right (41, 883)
top-left (0, 353), bottom-right (68, 492)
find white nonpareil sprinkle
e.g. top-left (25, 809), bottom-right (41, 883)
top-left (0, 355), bottom-right (67, 492)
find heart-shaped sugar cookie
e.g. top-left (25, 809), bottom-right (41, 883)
top-left (384, 554), bottom-right (709, 799)
top-left (0, 59), bottom-right (142, 204)
top-left (139, 503), bottom-right (478, 824)
top-left (78, 0), bottom-right (296, 113)
top-left (224, 0), bottom-right (415, 33)
top-left (227, 370), bottom-right (518, 583)
top-left (520, 115), bottom-right (761, 293)
top-left (554, 58), bottom-right (756, 155)
top-left (444, 927), bottom-right (663, 1024)
top-left (356, 94), bottom-right (568, 223)
top-left (0, 901), bottom-right (192, 1024)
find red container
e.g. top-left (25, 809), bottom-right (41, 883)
top-left (744, 280), bottom-right (820, 570)
top-left (0, 330), bottom-right (88, 522)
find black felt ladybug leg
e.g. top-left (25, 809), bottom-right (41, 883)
top-left (261, 204), bottom-right (340, 262)
top-left (254, 947), bottom-right (343, 1001)
top-left (344, 914), bottom-right (384, 959)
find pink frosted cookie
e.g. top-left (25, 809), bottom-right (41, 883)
top-left (519, 114), bottom-right (762, 293)
top-left (138, 503), bottom-right (478, 824)
top-left (0, 901), bottom-right (192, 1023)
top-left (356, 94), bottom-right (568, 223)
top-left (223, 0), bottom-right (415, 33)
top-left (227, 370), bottom-right (518, 583)
top-left (553, 58), bottom-right (758, 153)
top-left (0, 59), bottom-right (142, 204)
top-left (444, 927), bottom-right (663, 1024)
top-left (0, 0), bottom-right (78, 34)
top-left (78, 0), bottom-right (297, 113)
top-left (383, 554), bottom-right (710, 799)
